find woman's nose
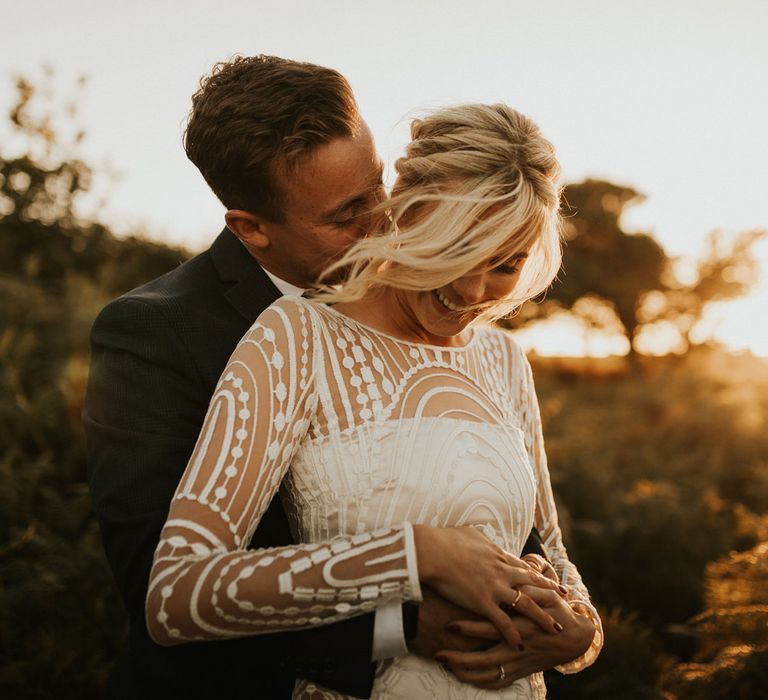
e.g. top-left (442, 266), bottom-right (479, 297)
top-left (452, 273), bottom-right (487, 305)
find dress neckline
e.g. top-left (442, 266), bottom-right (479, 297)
top-left (311, 299), bottom-right (481, 352)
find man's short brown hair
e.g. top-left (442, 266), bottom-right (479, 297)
top-left (184, 55), bottom-right (360, 221)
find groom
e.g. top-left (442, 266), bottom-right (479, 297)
top-left (84, 55), bottom-right (579, 699)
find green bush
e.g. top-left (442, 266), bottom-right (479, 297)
top-left (0, 242), bottom-right (187, 699)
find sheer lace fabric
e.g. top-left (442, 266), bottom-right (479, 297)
top-left (147, 295), bottom-right (602, 698)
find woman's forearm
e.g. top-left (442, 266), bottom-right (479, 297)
top-left (146, 522), bottom-right (422, 646)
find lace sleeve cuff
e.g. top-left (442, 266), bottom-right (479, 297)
top-left (553, 599), bottom-right (604, 674)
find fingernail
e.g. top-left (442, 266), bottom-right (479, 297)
top-left (446, 623), bottom-right (461, 633)
top-left (559, 585), bottom-right (569, 596)
top-left (441, 663), bottom-right (452, 673)
top-left (554, 622), bottom-right (564, 632)
top-left (434, 653), bottom-right (449, 663)
top-left (518, 643), bottom-right (525, 652)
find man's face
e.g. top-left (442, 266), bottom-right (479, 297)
top-left (262, 121), bottom-right (384, 287)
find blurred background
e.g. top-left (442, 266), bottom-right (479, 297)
top-left (1, 1), bottom-right (766, 698)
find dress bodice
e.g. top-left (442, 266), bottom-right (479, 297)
top-left (284, 417), bottom-right (536, 556)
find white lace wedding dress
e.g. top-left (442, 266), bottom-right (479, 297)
top-left (147, 295), bottom-right (602, 699)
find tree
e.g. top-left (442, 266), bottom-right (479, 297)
top-left (554, 180), bottom-right (668, 351)
top-left (507, 179), bottom-right (765, 357)
top-left (0, 70), bottom-right (187, 295)
top-left (638, 228), bottom-right (767, 352)
top-left (505, 179), bottom-right (668, 355)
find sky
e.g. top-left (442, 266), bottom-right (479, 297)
top-left (2, 0), bottom-right (767, 354)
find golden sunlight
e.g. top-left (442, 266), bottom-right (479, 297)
top-left (695, 240), bottom-right (768, 357)
top-left (514, 311), bottom-right (631, 357)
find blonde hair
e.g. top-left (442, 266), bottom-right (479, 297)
top-left (317, 103), bottom-right (563, 321)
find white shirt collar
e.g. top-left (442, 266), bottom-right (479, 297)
top-left (260, 265), bottom-right (306, 297)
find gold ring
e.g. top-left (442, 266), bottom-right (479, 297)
top-left (510, 588), bottom-right (522, 609)
top-left (498, 664), bottom-right (506, 681)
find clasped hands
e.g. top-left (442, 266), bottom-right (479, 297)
top-left (411, 526), bottom-right (596, 690)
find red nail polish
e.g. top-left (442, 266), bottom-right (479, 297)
top-left (446, 623), bottom-right (461, 633)
top-left (559, 585), bottom-right (569, 596)
top-left (554, 622), bottom-right (564, 632)
top-left (434, 653), bottom-right (449, 663)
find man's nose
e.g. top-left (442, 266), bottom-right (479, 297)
top-left (452, 273), bottom-right (487, 305)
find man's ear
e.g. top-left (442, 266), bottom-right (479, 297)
top-left (225, 210), bottom-right (271, 250)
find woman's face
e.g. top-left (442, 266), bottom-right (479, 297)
top-left (396, 252), bottom-right (529, 345)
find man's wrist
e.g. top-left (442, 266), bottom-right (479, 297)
top-left (403, 602), bottom-right (419, 642)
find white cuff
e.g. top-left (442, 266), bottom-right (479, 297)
top-left (372, 602), bottom-right (408, 660)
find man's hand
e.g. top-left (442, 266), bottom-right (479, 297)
top-left (408, 587), bottom-right (496, 660)
top-left (413, 525), bottom-right (565, 648)
top-left (433, 585), bottom-right (596, 690)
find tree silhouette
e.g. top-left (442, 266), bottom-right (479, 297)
top-left (0, 71), bottom-right (187, 295)
top-left (554, 180), bottom-right (668, 352)
top-left (640, 228), bottom-right (767, 352)
top-left (508, 179), bottom-right (765, 357)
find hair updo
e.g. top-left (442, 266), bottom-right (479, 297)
top-left (319, 103), bottom-right (563, 320)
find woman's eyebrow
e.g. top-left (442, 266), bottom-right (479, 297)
top-left (495, 252), bottom-right (529, 261)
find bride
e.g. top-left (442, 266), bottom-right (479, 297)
top-left (145, 103), bottom-right (603, 698)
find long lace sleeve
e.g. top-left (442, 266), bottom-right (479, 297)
top-left (146, 298), bottom-right (421, 646)
top-left (514, 343), bottom-right (604, 673)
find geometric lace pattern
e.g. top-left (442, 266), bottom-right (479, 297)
top-left (146, 295), bottom-right (602, 696)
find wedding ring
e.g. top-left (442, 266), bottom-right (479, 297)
top-left (510, 588), bottom-right (522, 609)
top-left (498, 664), bottom-right (506, 681)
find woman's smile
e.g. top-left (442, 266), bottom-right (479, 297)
top-left (434, 288), bottom-right (473, 313)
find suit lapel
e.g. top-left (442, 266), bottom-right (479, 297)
top-left (210, 227), bottom-right (281, 323)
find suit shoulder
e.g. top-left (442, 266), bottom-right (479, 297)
top-left (121, 247), bottom-right (215, 304)
top-left (92, 249), bottom-right (215, 328)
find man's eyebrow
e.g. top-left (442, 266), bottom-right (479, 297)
top-left (321, 194), bottom-right (367, 221)
top-left (320, 164), bottom-right (384, 221)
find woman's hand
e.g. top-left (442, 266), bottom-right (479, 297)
top-left (413, 525), bottom-right (567, 648)
top-left (434, 584), bottom-right (597, 689)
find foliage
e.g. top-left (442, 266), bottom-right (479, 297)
top-left (661, 542), bottom-right (768, 699)
top-left (546, 608), bottom-right (668, 700)
top-left (1, 72), bottom-right (766, 698)
top-left (0, 274), bottom-right (132, 698)
top-left (0, 72), bottom-right (189, 698)
top-left (532, 352), bottom-right (768, 698)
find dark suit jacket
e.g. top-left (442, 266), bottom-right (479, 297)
top-left (84, 228), bottom-right (383, 699)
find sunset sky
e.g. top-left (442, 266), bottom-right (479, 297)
top-left (3, 0), bottom-right (767, 355)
